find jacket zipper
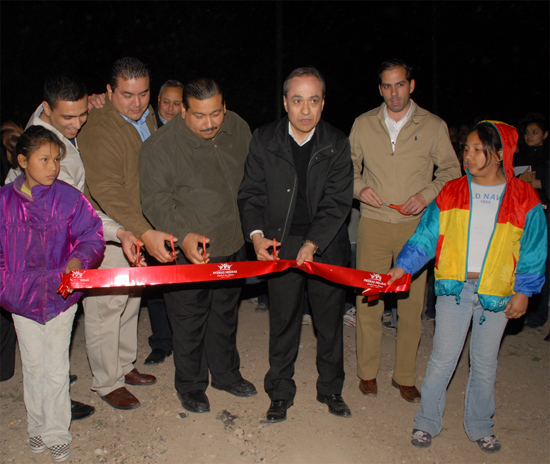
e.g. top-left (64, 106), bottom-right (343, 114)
top-left (281, 143), bottom-right (332, 243)
top-left (281, 174), bottom-right (297, 242)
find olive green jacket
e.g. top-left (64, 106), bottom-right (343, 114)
top-left (139, 111), bottom-right (252, 258)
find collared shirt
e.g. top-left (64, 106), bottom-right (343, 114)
top-left (384, 101), bottom-right (414, 154)
top-left (121, 108), bottom-right (152, 142)
top-left (249, 122), bottom-right (316, 240)
top-left (158, 112), bottom-right (169, 126)
top-left (288, 121), bottom-right (315, 146)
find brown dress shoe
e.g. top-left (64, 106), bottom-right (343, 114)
top-left (124, 368), bottom-right (157, 386)
top-left (359, 378), bottom-right (377, 397)
top-left (101, 387), bottom-right (141, 410)
top-left (392, 379), bottom-right (421, 403)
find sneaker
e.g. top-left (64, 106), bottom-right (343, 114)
top-left (50, 443), bottom-right (71, 462)
top-left (343, 307), bottom-right (357, 327)
top-left (29, 436), bottom-right (47, 453)
top-left (476, 435), bottom-right (501, 454)
top-left (302, 314), bottom-right (312, 325)
top-left (382, 321), bottom-right (397, 330)
top-left (411, 429), bottom-right (432, 448)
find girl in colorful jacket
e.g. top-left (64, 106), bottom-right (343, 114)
top-left (0, 124), bottom-right (105, 462)
top-left (387, 121), bottom-right (547, 454)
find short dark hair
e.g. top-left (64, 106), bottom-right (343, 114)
top-left (158, 79), bottom-right (184, 98)
top-left (471, 122), bottom-right (503, 169)
top-left (378, 59), bottom-right (413, 84)
top-left (182, 78), bottom-right (223, 110)
top-left (283, 67), bottom-right (326, 97)
top-left (109, 57), bottom-right (150, 91)
top-left (44, 75), bottom-right (87, 109)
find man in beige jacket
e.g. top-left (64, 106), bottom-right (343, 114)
top-left (350, 59), bottom-right (461, 403)
top-left (78, 57), bottom-right (174, 410)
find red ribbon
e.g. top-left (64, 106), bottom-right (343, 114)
top-left (57, 259), bottom-right (410, 299)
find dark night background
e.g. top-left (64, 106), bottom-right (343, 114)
top-left (1, 1), bottom-right (548, 135)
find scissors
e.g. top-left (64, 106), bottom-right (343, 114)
top-left (134, 233), bottom-right (177, 266)
top-left (381, 203), bottom-right (411, 216)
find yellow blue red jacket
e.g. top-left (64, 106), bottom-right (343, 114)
top-left (396, 121), bottom-right (547, 314)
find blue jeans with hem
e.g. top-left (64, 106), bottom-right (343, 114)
top-left (414, 279), bottom-right (508, 442)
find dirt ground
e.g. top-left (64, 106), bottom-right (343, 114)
top-left (1, 299), bottom-right (549, 464)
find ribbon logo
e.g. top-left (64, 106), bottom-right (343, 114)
top-left (213, 263), bottom-right (237, 279)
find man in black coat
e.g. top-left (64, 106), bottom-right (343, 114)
top-left (238, 67), bottom-right (353, 423)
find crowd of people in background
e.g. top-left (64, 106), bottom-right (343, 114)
top-left (0, 57), bottom-right (547, 463)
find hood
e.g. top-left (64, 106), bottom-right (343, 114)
top-left (480, 120), bottom-right (518, 181)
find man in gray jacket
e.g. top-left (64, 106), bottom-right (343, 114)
top-left (140, 78), bottom-right (256, 414)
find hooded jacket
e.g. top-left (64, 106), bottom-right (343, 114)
top-left (5, 105), bottom-right (123, 242)
top-left (396, 121), bottom-right (547, 313)
top-left (0, 175), bottom-right (105, 323)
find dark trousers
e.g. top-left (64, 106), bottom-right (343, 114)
top-left (164, 247), bottom-right (245, 394)
top-left (146, 292), bottom-right (173, 352)
top-left (143, 251), bottom-right (173, 352)
top-left (265, 235), bottom-right (345, 400)
top-left (526, 226), bottom-right (550, 326)
top-left (0, 308), bottom-right (16, 381)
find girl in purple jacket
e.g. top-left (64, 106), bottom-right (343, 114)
top-left (0, 124), bottom-right (105, 462)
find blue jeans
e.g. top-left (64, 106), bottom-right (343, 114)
top-left (414, 280), bottom-right (508, 441)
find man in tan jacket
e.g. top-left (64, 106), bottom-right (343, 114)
top-left (78, 57), bottom-right (174, 410)
top-left (350, 59), bottom-right (461, 403)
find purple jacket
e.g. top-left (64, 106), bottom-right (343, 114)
top-left (0, 175), bottom-right (105, 323)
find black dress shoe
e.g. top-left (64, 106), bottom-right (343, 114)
top-left (71, 400), bottom-right (96, 421)
top-left (316, 393), bottom-right (352, 418)
top-left (265, 399), bottom-right (293, 423)
top-left (178, 390), bottom-right (210, 413)
top-left (211, 379), bottom-right (257, 397)
top-left (69, 374), bottom-right (78, 385)
top-left (144, 349), bottom-right (172, 365)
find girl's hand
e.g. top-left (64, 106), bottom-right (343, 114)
top-left (64, 258), bottom-right (82, 294)
top-left (387, 266), bottom-right (405, 285)
top-left (65, 257), bottom-right (82, 274)
top-left (503, 293), bottom-right (529, 319)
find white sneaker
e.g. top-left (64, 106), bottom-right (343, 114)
top-left (302, 314), bottom-right (312, 325)
top-left (49, 443), bottom-right (70, 462)
top-left (343, 307), bottom-right (357, 327)
top-left (29, 436), bottom-right (47, 453)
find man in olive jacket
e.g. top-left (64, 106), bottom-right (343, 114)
top-left (140, 78), bottom-right (257, 414)
top-left (238, 67), bottom-right (353, 423)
